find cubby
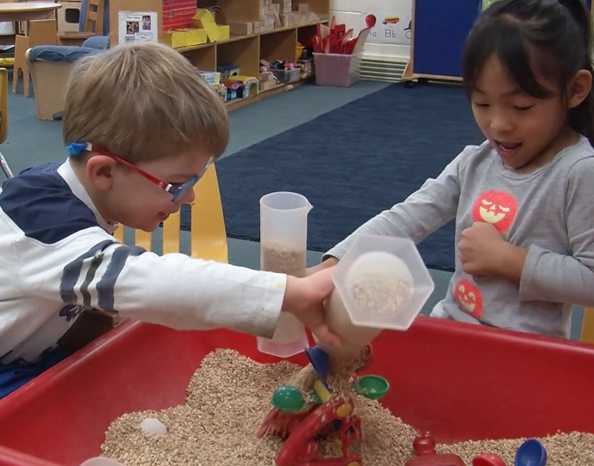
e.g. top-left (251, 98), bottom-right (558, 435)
top-left (183, 45), bottom-right (216, 71)
top-left (217, 35), bottom-right (259, 76)
top-left (216, 0), bottom-right (260, 23)
top-left (109, 0), bottom-right (331, 111)
top-left (293, 0), bottom-right (328, 15)
top-left (260, 28), bottom-right (298, 63)
top-left (297, 23), bottom-right (318, 45)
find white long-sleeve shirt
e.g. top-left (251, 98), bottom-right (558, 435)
top-left (325, 137), bottom-right (594, 339)
top-left (0, 160), bottom-right (286, 364)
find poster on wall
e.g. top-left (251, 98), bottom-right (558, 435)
top-left (118, 11), bottom-right (159, 45)
top-left (359, 11), bottom-right (412, 45)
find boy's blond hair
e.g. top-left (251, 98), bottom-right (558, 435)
top-left (62, 41), bottom-right (229, 164)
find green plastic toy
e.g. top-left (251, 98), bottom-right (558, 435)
top-left (352, 375), bottom-right (389, 400)
top-left (271, 385), bottom-right (305, 412)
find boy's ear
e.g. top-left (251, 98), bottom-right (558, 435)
top-left (86, 155), bottom-right (118, 191)
top-left (567, 69), bottom-right (592, 109)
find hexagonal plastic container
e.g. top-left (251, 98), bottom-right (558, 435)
top-left (332, 234), bottom-right (435, 331)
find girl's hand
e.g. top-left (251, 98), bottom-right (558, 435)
top-left (458, 222), bottom-right (527, 282)
top-left (282, 267), bottom-right (342, 347)
top-left (305, 257), bottom-right (338, 276)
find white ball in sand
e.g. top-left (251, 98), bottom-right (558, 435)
top-left (138, 418), bottom-right (167, 436)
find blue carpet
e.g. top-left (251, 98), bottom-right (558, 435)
top-left (183, 82), bottom-right (484, 272)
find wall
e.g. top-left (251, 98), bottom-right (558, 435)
top-left (329, 0), bottom-right (412, 60)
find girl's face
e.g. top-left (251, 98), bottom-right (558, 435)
top-left (470, 54), bottom-right (573, 172)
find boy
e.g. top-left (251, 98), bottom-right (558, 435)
top-left (0, 42), bottom-right (339, 398)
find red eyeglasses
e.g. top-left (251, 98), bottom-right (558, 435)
top-left (70, 143), bottom-right (211, 203)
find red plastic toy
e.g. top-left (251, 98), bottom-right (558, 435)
top-left (404, 437), bottom-right (509, 466)
top-left (404, 436), bottom-right (467, 466)
top-left (272, 396), bottom-right (362, 466)
top-left (259, 345), bottom-right (379, 466)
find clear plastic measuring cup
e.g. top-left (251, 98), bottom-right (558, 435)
top-left (317, 234), bottom-right (435, 357)
top-left (257, 191), bottom-right (312, 358)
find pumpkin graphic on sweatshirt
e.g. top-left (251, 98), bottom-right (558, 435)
top-left (454, 279), bottom-right (483, 319)
top-left (471, 190), bottom-right (518, 233)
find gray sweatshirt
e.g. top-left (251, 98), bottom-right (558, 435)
top-left (324, 137), bottom-right (594, 339)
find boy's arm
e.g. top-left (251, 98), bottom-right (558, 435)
top-left (320, 146), bottom-right (472, 263)
top-left (16, 229), bottom-right (289, 338)
top-left (519, 158), bottom-right (594, 307)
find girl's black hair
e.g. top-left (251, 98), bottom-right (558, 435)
top-left (462, 0), bottom-right (594, 145)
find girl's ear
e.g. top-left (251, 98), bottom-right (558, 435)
top-left (567, 69), bottom-right (592, 109)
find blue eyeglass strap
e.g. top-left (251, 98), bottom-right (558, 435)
top-left (66, 142), bottom-right (92, 156)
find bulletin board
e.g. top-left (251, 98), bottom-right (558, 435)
top-left (109, 0), bottom-right (164, 47)
top-left (403, 0), bottom-right (592, 84)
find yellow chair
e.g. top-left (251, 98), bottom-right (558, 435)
top-left (113, 163), bottom-right (228, 264)
top-left (0, 67), bottom-right (13, 179)
top-left (580, 308), bottom-right (594, 344)
top-left (0, 68), bottom-right (7, 145)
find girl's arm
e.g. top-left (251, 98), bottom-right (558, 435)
top-left (519, 157), bottom-right (594, 307)
top-left (319, 146), bottom-right (474, 264)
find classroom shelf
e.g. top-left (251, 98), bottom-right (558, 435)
top-left (183, 45), bottom-right (216, 70)
top-left (109, 0), bottom-right (330, 112)
top-left (297, 23), bottom-right (319, 44)
top-left (217, 35), bottom-right (259, 76)
top-left (260, 28), bottom-right (297, 63)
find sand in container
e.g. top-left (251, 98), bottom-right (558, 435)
top-left (257, 191), bottom-right (312, 358)
top-left (317, 235), bottom-right (435, 358)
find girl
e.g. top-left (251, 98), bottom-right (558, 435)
top-left (310, 0), bottom-right (594, 339)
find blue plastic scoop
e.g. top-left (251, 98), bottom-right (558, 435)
top-left (514, 439), bottom-right (547, 466)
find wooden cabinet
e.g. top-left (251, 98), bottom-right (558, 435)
top-left (403, 0), bottom-right (592, 84)
top-left (109, 0), bottom-right (330, 111)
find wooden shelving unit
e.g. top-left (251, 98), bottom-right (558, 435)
top-left (109, 0), bottom-right (330, 112)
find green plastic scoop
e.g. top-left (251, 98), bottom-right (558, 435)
top-left (271, 385), bottom-right (305, 412)
top-left (352, 375), bottom-right (389, 400)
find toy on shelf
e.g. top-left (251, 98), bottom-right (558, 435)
top-left (311, 16), bottom-right (371, 55)
top-left (162, 0), bottom-right (196, 32)
top-left (260, 59), bottom-right (300, 85)
top-left (258, 343), bottom-right (388, 466)
top-left (192, 8), bottom-right (230, 42)
top-left (217, 62), bottom-right (240, 80)
top-left (233, 75), bottom-right (260, 98)
top-left (221, 79), bottom-right (244, 101)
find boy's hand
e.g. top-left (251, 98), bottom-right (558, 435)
top-left (458, 222), bottom-right (527, 282)
top-left (282, 267), bottom-right (342, 348)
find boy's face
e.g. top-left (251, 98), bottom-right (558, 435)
top-left (98, 150), bottom-right (213, 232)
